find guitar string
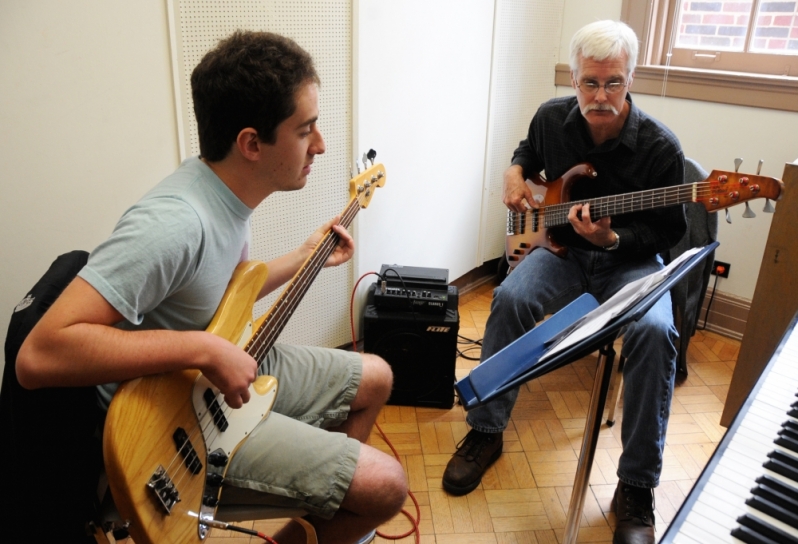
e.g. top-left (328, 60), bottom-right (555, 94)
top-left (506, 181), bottom-right (767, 230)
top-left (158, 190), bottom-right (367, 501)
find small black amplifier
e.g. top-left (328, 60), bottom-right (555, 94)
top-left (364, 283), bottom-right (458, 408)
top-left (374, 264), bottom-right (454, 315)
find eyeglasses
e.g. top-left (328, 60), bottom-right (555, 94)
top-left (575, 80), bottom-right (628, 95)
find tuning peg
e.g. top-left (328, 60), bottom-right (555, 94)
top-left (366, 149), bottom-right (377, 163)
top-left (756, 159), bottom-right (764, 175)
top-left (355, 158), bottom-right (362, 174)
top-left (742, 202), bottom-right (756, 218)
top-left (725, 209), bottom-right (732, 224)
top-left (362, 152), bottom-right (369, 167)
top-left (763, 199), bottom-right (775, 213)
top-left (734, 157), bottom-right (743, 172)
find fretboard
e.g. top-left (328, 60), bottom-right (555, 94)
top-left (244, 197), bottom-right (361, 364)
top-left (543, 182), bottom-right (701, 228)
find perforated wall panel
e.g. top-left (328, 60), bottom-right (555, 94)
top-left (170, 0), bottom-right (353, 347)
top-left (480, 0), bottom-right (564, 263)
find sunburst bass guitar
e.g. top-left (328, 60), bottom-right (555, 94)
top-left (505, 162), bottom-right (784, 268)
top-left (103, 162), bottom-right (387, 544)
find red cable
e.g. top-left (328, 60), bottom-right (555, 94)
top-left (350, 272), bottom-right (421, 543)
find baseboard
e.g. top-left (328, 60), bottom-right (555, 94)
top-left (451, 257), bottom-right (501, 296)
top-left (698, 288), bottom-right (750, 340)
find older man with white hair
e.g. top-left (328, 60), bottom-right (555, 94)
top-left (442, 20), bottom-right (686, 544)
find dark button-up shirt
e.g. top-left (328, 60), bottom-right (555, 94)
top-left (511, 94), bottom-right (686, 258)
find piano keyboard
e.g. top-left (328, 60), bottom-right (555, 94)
top-left (661, 315), bottom-right (798, 544)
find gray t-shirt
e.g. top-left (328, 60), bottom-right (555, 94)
top-left (79, 157), bottom-right (253, 408)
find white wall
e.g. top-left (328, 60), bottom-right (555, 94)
top-left (354, 0), bottom-right (495, 285)
top-left (0, 1), bottom-right (179, 379)
top-left (558, 0), bottom-right (798, 301)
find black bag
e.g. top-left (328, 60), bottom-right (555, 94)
top-left (1, 250), bottom-right (103, 543)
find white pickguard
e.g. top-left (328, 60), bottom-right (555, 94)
top-left (191, 374), bottom-right (277, 458)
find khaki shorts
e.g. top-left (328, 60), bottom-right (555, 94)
top-left (221, 344), bottom-right (363, 519)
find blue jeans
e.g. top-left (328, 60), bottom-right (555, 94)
top-left (467, 247), bottom-right (678, 488)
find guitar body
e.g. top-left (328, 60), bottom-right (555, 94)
top-left (104, 261), bottom-right (276, 544)
top-left (506, 163), bottom-right (597, 266)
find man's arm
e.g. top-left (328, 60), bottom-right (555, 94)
top-left (16, 277), bottom-right (258, 408)
top-left (258, 216), bottom-right (355, 299)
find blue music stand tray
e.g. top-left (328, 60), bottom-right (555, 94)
top-left (454, 242), bottom-right (719, 544)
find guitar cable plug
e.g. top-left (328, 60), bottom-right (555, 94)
top-left (197, 515), bottom-right (278, 543)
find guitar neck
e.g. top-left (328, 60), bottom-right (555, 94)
top-left (244, 197), bottom-right (361, 362)
top-left (543, 182), bottom-right (703, 227)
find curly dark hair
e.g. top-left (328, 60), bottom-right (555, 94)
top-left (190, 31), bottom-right (319, 161)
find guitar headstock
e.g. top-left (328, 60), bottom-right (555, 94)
top-left (697, 170), bottom-right (784, 212)
top-left (349, 162), bottom-right (387, 208)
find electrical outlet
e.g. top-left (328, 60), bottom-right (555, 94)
top-left (711, 260), bottom-right (730, 278)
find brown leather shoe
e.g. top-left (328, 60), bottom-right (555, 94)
top-left (611, 482), bottom-right (655, 544)
top-left (442, 430), bottom-right (502, 495)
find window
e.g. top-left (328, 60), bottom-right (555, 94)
top-left (660, 1), bottom-right (797, 76)
top-left (616, 0), bottom-right (798, 111)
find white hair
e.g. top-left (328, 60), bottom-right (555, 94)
top-left (569, 20), bottom-right (639, 75)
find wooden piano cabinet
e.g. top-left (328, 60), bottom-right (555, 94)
top-left (721, 160), bottom-right (798, 427)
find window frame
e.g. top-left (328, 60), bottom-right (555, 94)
top-left (615, 0), bottom-right (798, 112)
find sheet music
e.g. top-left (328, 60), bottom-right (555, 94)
top-left (539, 246), bottom-right (703, 362)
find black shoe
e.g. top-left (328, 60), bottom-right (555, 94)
top-left (611, 482), bottom-right (655, 544)
top-left (442, 429), bottom-right (502, 496)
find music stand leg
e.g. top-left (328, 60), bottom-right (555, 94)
top-left (562, 341), bottom-right (618, 543)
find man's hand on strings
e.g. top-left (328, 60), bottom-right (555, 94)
top-left (301, 216), bottom-right (355, 268)
top-left (568, 203), bottom-right (615, 248)
top-left (199, 333), bottom-right (258, 409)
top-left (503, 165), bottom-right (536, 213)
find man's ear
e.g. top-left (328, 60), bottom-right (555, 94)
top-left (235, 128), bottom-right (261, 162)
top-left (570, 70), bottom-right (577, 90)
top-left (627, 71), bottom-right (635, 91)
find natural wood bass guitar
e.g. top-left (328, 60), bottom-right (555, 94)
top-left (505, 162), bottom-right (784, 268)
top-left (103, 162), bottom-right (386, 544)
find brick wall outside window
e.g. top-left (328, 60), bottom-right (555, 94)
top-left (675, 1), bottom-right (798, 53)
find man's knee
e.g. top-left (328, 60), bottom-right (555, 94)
top-left (346, 447), bottom-right (408, 518)
top-left (360, 353), bottom-right (393, 403)
top-left (379, 456), bottom-right (409, 516)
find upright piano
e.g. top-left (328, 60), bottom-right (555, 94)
top-left (661, 312), bottom-right (798, 543)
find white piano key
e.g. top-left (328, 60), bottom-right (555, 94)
top-left (679, 511), bottom-right (732, 544)
top-left (699, 480), bottom-right (748, 512)
top-left (672, 531), bottom-right (704, 544)
top-left (690, 496), bottom-right (738, 530)
top-left (706, 469), bottom-right (753, 499)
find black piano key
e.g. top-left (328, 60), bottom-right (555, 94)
top-left (733, 514), bottom-right (798, 544)
top-left (746, 495), bottom-right (798, 530)
top-left (783, 420), bottom-right (798, 436)
top-left (776, 433), bottom-right (798, 455)
top-left (765, 450), bottom-right (798, 482)
top-left (781, 425), bottom-right (798, 440)
top-left (756, 475), bottom-right (798, 505)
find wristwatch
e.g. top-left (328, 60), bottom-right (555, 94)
top-left (604, 230), bottom-right (620, 251)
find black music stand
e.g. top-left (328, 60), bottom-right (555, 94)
top-left (454, 242), bottom-right (719, 544)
